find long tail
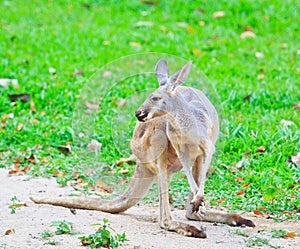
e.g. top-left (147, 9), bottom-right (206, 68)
top-left (30, 164), bottom-right (154, 214)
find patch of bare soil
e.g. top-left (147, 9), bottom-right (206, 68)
top-left (0, 168), bottom-right (299, 249)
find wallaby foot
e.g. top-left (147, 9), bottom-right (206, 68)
top-left (190, 194), bottom-right (205, 213)
top-left (161, 220), bottom-right (207, 238)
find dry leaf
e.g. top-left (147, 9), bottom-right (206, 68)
top-left (235, 177), bottom-right (244, 182)
top-left (103, 40), bottom-right (110, 45)
top-left (119, 169), bottom-right (130, 174)
top-left (29, 119), bottom-right (38, 124)
top-left (17, 123), bottom-right (24, 131)
top-left (116, 154), bottom-right (136, 166)
top-left (284, 232), bottom-right (297, 239)
top-left (129, 41), bottom-right (142, 48)
top-left (253, 209), bottom-right (263, 216)
top-left (217, 198), bottom-right (225, 204)
top-left (255, 52), bottom-right (264, 58)
top-left (30, 100), bottom-right (37, 112)
top-left (213, 11), bottom-right (225, 18)
top-left (242, 183), bottom-right (250, 189)
top-left (291, 152), bottom-right (300, 166)
top-left (198, 21), bottom-right (205, 26)
top-left (135, 21), bottom-right (153, 27)
top-left (8, 93), bottom-right (31, 102)
top-left (0, 78), bottom-right (18, 87)
top-left (236, 190), bottom-right (245, 196)
top-left (235, 157), bottom-right (247, 168)
top-left (141, 1), bottom-right (157, 5)
top-left (240, 31), bottom-right (256, 39)
top-left (4, 229), bottom-right (15, 235)
top-left (292, 102), bottom-right (300, 110)
top-left (49, 67), bottom-right (56, 74)
top-left (41, 157), bottom-right (49, 163)
top-left (57, 145), bottom-right (72, 155)
top-left (115, 99), bottom-right (127, 107)
top-left (134, 246), bottom-right (142, 249)
top-left (103, 71), bottom-right (112, 77)
top-left (280, 119), bottom-right (294, 126)
top-left (85, 101), bottom-right (99, 110)
top-left (256, 146), bottom-right (266, 153)
top-left (25, 153), bottom-right (37, 164)
top-left (73, 171), bottom-right (80, 179)
top-left (187, 25), bottom-right (195, 33)
top-left (257, 74), bottom-right (265, 79)
top-left (87, 139), bottom-right (102, 151)
top-left (96, 180), bottom-right (111, 193)
top-left (53, 170), bottom-right (65, 177)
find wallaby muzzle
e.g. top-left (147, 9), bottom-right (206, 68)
top-left (135, 109), bottom-right (148, 122)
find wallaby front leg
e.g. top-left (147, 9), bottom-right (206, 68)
top-left (157, 163), bottom-right (206, 238)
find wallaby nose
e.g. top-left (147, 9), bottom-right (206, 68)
top-left (135, 110), bottom-right (142, 117)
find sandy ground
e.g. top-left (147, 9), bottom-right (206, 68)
top-left (0, 168), bottom-right (299, 249)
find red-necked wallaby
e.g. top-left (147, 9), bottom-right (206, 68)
top-left (30, 59), bottom-right (254, 238)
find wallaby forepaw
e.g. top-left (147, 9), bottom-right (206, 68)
top-left (191, 195), bottom-right (205, 213)
top-left (186, 225), bottom-right (207, 238)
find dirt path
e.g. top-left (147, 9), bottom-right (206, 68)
top-left (0, 168), bottom-right (299, 249)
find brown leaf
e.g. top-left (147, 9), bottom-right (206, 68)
top-left (133, 246), bottom-right (142, 249)
top-left (292, 102), bottom-right (300, 110)
top-left (87, 139), bottom-right (102, 151)
top-left (8, 93), bottom-right (31, 102)
top-left (254, 209), bottom-right (263, 216)
top-left (85, 101), bottom-right (99, 110)
top-left (118, 169), bottom-right (130, 174)
top-left (141, 1), bottom-right (157, 5)
top-left (4, 229), bottom-right (15, 235)
top-left (96, 180), bottom-right (111, 193)
top-left (242, 183), bottom-right (251, 189)
top-left (81, 240), bottom-right (91, 246)
top-left (30, 100), bottom-right (37, 112)
top-left (235, 177), bottom-right (244, 183)
top-left (291, 152), bottom-right (300, 166)
top-left (217, 198), bottom-right (225, 204)
top-left (29, 119), bottom-right (39, 124)
top-left (256, 146), bottom-right (266, 153)
top-left (187, 25), bottom-right (195, 33)
top-left (198, 21), bottom-right (205, 26)
top-left (25, 153), bottom-right (37, 164)
top-left (213, 11), bottom-right (225, 18)
top-left (17, 123), bottom-right (24, 131)
top-left (57, 145), bottom-right (72, 155)
top-left (244, 26), bottom-right (253, 31)
top-left (41, 157), bottom-right (49, 163)
top-left (284, 232), bottom-right (297, 239)
top-left (116, 155), bottom-right (136, 166)
top-left (73, 171), bottom-right (80, 179)
top-left (240, 31), bottom-right (256, 39)
top-left (236, 190), bottom-right (245, 196)
top-left (53, 170), bottom-right (65, 177)
top-left (130, 41), bottom-right (142, 48)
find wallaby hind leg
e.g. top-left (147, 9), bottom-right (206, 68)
top-left (156, 157), bottom-right (206, 238)
top-left (30, 163), bottom-right (154, 213)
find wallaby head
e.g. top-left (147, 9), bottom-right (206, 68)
top-left (135, 59), bottom-right (192, 122)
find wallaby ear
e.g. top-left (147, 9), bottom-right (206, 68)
top-left (168, 61), bottom-right (192, 91)
top-left (155, 59), bottom-right (169, 86)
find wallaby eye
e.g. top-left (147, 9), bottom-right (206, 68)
top-left (151, 96), bottom-right (161, 101)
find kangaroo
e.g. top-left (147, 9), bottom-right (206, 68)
top-left (30, 60), bottom-right (255, 238)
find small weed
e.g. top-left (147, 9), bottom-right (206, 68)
top-left (45, 240), bottom-right (59, 245)
top-left (78, 218), bottom-right (128, 248)
top-left (246, 236), bottom-right (280, 248)
top-left (41, 230), bottom-right (54, 239)
top-left (230, 229), bottom-right (249, 237)
top-left (50, 220), bottom-right (77, 235)
top-left (9, 196), bottom-right (26, 214)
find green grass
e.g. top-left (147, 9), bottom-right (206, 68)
top-left (0, 0), bottom-right (299, 219)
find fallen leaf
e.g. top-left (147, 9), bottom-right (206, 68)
top-left (49, 67), bottom-right (56, 74)
top-left (141, 1), bottom-right (157, 5)
top-left (244, 26), bottom-right (253, 31)
top-left (255, 52), bottom-right (264, 58)
top-left (235, 177), bottom-right (244, 183)
top-left (187, 25), bottom-right (195, 33)
top-left (198, 21), bottom-right (205, 26)
top-left (30, 100), bottom-right (37, 112)
top-left (242, 183), bottom-right (251, 189)
top-left (103, 71), bottom-right (112, 77)
top-left (57, 145), bottom-right (72, 155)
top-left (284, 232), bottom-right (297, 239)
top-left (213, 11), bottom-right (225, 18)
top-left (102, 40), bottom-right (110, 45)
top-left (280, 119), bottom-right (294, 126)
top-left (96, 180), bottom-right (111, 193)
top-left (29, 119), bottom-right (38, 124)
top-left (115, 99), bottom-right (127, 107)
top-left (9, 203), bottom-right (27, 209)
top-left (81, 240), bottom-right (91, 246)
top-left (217, 198), bottom-right (225, 204)
top-left (236, 190), bottom-right (245, 196)
top-left (8, 93), bottom-right (31, 102)
top-left (87, 139), bottom-right (102, 151)
top-left (116, 154), bottom-right (136, 166)
top-left (17, 123), bottom-right (24, 131)
top-left (254, 209), bottom-right (263, 216)
top-left (74, 70), bottom-right (84, 76)
top-left (291, 152), bottom-right (300, 166)
top-left (292, 102), bottom-right (300, 110)
top-left (240, 31), bottom-right (256, 39)
top-left (230, 168), bottom-right (237, 173)
top-left (41, 157), bottom-right (49, 163)
top-left (85, 101), bottom-right (99, 110)
top-left (235, 157), bottom-right (247, 168)
top-left (25, 153), bottom-right (37, 164)
top-left (134, 245), bottom-right (142, 249)
top-left (257, 74), bottom-right (265, 79)
top-left (256, 146), bottom-right (266, 153)
top-left (73, 171), bottom-right (80, 179)
top-left (243, 94), bottom-right (252, 102)
top-left (129, 41), bottom-right (142, 48)
top-left (53, 170), bottom-right (65, 177)
top-left (135, 21), bottom-right (153, 27)
top-left (119, 169), bottom-right (130, 174)
top-left (4, 229), bottom-right (15, 235)
top-left (0, 78), bottom-right (18, 87)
